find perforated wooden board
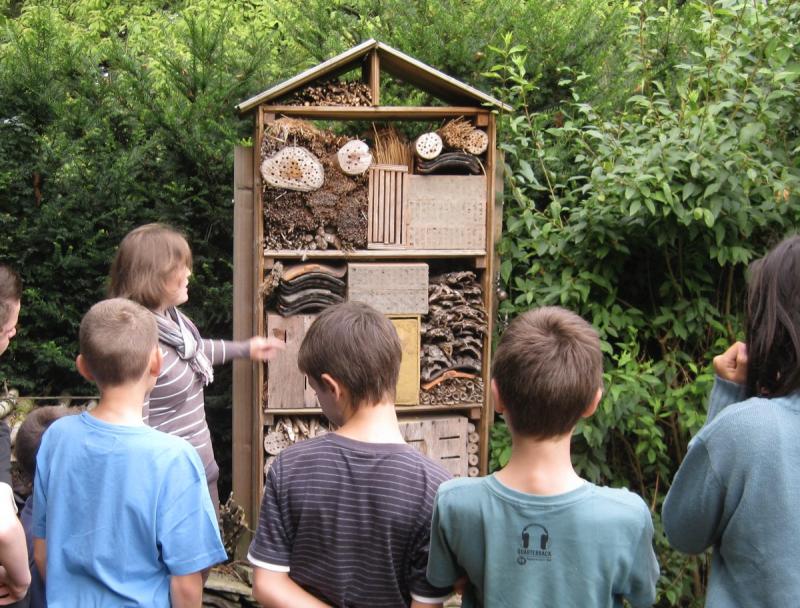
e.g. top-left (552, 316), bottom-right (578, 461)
top-left (405, 175), bottom-right (486, 249)
top-left (266, 313), bottom-right (319, 409)
top-left (390, 316), bottom-right (420, 405)
top-left (347, 262), bottom-right (428, 314)
top-left (399, 415), bottom-right (468, 477)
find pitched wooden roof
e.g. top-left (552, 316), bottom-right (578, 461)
top-left (236, 39), bottom-right (511, 113)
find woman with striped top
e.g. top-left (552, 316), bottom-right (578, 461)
top-left (109, 224), bottom-right (282, 513)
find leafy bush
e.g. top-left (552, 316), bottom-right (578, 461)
top-left (487, 1), bottom-right (800, 604)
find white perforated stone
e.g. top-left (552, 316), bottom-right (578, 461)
top-left (337, 140), bottom-right (373, 175)
top-left (261, 146), bottom-right (324, 192)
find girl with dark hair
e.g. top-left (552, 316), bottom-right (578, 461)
top-left (663, 234), bottom-right (800, 607)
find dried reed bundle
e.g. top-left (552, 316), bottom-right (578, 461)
top-left (265, 118), bottom-right (323, 144)
top-left (438, 117), bottom-right (475, 149)
top-left (372, 126), bottom-right (413, 170)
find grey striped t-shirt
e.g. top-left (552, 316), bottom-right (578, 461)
top-left (248, 433), bottom-right (453, 607)
top-left (143, 326), bottom-right (249, 470)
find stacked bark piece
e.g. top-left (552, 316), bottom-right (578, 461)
top-left (421, 271), bottom-right (487, 383)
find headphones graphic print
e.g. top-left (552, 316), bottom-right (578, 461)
top-left (522, 523), bottom-right (550, 550)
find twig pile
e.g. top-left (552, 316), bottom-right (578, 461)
top-left (282, 80), bottom-right (372, 107)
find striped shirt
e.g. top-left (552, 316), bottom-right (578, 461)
top-left (144, 321), bottom-right (249, 470)
top-left (248, 433), bottom-right (453, 607)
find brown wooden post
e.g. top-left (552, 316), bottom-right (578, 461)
top-left (232, 145), bottom-right (256, 557)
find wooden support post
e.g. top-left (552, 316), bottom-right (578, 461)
top-left (479, 116), bottom-right (499, 475)
top-left (232, 145), bottom-right (255, 558)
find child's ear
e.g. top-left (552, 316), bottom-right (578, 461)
top-left (75, 355), bottom-right (94, 382)
top-left (490, 379), bottom-right (506, 415)
top-left (320, 373), bottom-right (342, 400)
top-left (148, 346), bottom-right (162, 378)
top-left (581, 387), bottom-right (603, 419)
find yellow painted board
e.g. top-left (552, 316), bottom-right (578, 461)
top-left (390, 316), bottom-right (420, 405)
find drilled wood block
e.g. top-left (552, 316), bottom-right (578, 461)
top-left (399, 415), bottom-right (468, 477)
top-left (347, 262), bottom-right (428, 314)
top-left (405, 175), bottom-right (486, 249)
top-left (266, 314), bottom-right (319, 409)
top-left (389, 316), bottom-right (420, 405)
top-left (368, 164), bottom-right (409, 248)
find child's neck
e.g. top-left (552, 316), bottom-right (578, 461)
top-left (495, 431), bottom-right (584, 496)
top-left (90, 384), bottom-right (149, 427)
top-left (335, 399), bottom-right (405, 444)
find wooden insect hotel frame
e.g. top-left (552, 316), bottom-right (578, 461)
top-left (232, 39), bottom-right (510, 553)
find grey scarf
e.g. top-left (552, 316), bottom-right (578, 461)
top-left (153, 307), bottom-right (214, 386)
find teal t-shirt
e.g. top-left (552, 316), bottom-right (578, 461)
top-left (427, 476), bottom-right (658, 608)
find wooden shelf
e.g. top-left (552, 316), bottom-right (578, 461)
top-left (264, 403), bottom-right (483, 417)
top-left (262, 105), bottom-right (490, 121)
top-left (264, 248), bottom-right (487, 263)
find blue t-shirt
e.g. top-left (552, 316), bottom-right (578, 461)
top-left (427, 475), bottom-right (659, 608)
top-left (33, 412), bottom-right (227, 607)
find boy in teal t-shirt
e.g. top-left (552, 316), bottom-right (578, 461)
top-left (427, 306), bottom-right (659, 607)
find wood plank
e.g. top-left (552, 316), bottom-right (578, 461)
top-left (266, 314), bottom-right (318, 409)
top-left (480, 115), bottom-right (499, 475)
top-left (237, 39), bottom-right (379, 113)
top-left (375, 43), bottom-right (512, 112)
top-left (264, 404), bottom-right (483, 416)
top-left (399, 415), bottom-right (468, 477)
top-left (252, 111), bottom-right (268, 529)
top-left (264, 249), bottom-right (487, 260)
top-left (232, 145), bottom-right (255, 558)
top-left (369, 49), bottom-right (380, 106)
top-left (259, 106), bottom-right (489, 120)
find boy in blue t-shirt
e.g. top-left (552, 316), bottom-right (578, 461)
top-left (427, 306), bottom-right (659, 607)
top-left (32, 298), bottom-right (227, 607)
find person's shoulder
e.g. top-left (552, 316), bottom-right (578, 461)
top-left (699, 392), bottom-right (799, 443)
top-left (590, 485), bottom-right (652, 527)
top-left (437, 475), bottom-right (486, 497)
top-left (38, 412), bottom-right (84, 444)
top-left (271, 434), bottom-right (337, 471)
top-left (400, 448), bottom-right (452, 484)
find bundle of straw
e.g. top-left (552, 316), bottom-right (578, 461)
top-left (372, 126), bottom-right (413, 171)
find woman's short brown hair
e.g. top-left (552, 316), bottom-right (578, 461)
top-left (0, 264), bottom-right (21, 326)
top-left (298, 302), bottom-right (401, 408)
top-left (109, 223), bottom-right (192, 310)
top-left (492, 306), bottom-right (603, 438)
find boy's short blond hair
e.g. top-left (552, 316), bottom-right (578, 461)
top-left (492, 306), bottom-right (603, 439)
top-left (109, 223), bottom-right (192, 310)
top-left (298, 302), bottom-right (401, 408)
top-left (80, 298), bottom-right (157, 387)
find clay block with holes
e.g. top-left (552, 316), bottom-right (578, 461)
top-left (347, 263), bottom-right (428, 314)
top-left (399, 415), bottom-right (468, 477)
top-left (266, 314), bottom-right (318, 409)
top-left (405, 175), bottom-right (486, 249)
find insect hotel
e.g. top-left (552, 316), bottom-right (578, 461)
top-left (231, 39), bottom-right (510, 551)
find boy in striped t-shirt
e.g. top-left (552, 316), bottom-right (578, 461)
top-left (249, 302), bottom-right (453, 608)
